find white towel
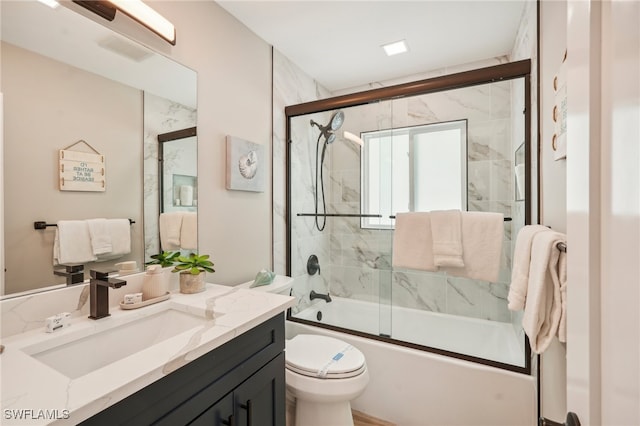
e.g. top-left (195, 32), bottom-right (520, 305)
top-left (180, 212), bottom-right (198, 250)
top-left (53, 220), bottom-right (97, 265)
top-left (430, 210), bottom-right (464, 268)
top-left (441, 211), bottom-right (504, 282)
top-left (556, 248), bottom-right (568, 343)
top-left (507, 225), bottom-right (550, 310)
top-left (87, 218), bottom-right (112, 255)
top-left (96, 219), bottom-right (131, 260)
top-left (521, 231), bottom-right (567, 353)
top-left (392, 212), bottom-right (437, 272)
top-left (159, 212), bottom-right (183, 251)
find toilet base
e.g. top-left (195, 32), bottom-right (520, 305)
top-left (295, 399), bottom-right (354, 426)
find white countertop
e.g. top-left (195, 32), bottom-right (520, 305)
top-left (0, 284), bottom-right (295, 425)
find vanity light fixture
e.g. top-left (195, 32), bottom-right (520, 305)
top-left (382, 39), bottom-right (408, 56)
top-left (73, 0), bottom-right (176, 45)
top-left (37, 0), bottom-right (60, 9)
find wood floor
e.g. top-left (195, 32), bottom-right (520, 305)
top-left (352, 409), bottom-right (396, 426)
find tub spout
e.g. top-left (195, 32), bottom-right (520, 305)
top-left (310, 290), bottom-right (332, 303)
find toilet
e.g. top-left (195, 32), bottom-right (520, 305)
top-left (237, 275), bottom-right (369, 426)
top-left (285, 334), bottom-right (369, 426)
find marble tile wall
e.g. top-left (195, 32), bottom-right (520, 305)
top-left (272, 51), bottom-right (333, 314)
top-left (323, 81), bottom-right (516, 323)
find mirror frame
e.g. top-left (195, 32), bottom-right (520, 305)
top-left (284, 59), bottom-right (533, 374)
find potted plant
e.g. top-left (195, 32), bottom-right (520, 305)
top-left (172, 253), bottom-right (215, 294)
top-left (146, 251), bottom-right (180, 268)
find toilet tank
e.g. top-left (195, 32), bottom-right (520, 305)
top-left (236, 275), bottom-right (294, 296)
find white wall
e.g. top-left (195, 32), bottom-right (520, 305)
top-left (566, 0), bottom-right (640, 424)
top-left (539, 1), bottom-right (568, 421)
top-left (598, 2), bottom-right (640, 422)
top-left (0, 92), bottom-right (4, 296)
top-left (78, 1), bottom-right (274, 285)
top-left (144, 1), bottom-right (274, 285)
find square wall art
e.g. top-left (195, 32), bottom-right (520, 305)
top-left (226, 135), bottom-right (265, 192)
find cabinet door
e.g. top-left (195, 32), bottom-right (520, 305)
top-left (189, 393), bottom-right (234, 426)
top-left (234, 352), bottom-right (285, 426)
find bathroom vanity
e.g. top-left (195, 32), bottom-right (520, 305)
top-left (82, 314), bottom-right (285, 425)
top-left (0, 283), bottom-right (295, 425)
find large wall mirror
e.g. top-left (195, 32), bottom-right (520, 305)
top-left (1, 1), bottom-right (197, 297)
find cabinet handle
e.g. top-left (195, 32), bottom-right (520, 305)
top-left (221, 414), bottom-right (235, 426)
top-left (240, 400), bottom-right (252, 425)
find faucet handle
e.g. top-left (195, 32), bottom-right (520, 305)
top-left (89, 269), bottom-right (115, 280)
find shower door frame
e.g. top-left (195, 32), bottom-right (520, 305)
top-left (285, 59), bottom-right (533, 375)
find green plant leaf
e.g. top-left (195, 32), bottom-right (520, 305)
top-left (170, 252), bottom-right (216, 275)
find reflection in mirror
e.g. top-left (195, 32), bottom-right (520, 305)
top-left (143, 95), bottom-right (197, 259)
top-left (514, 142), bottom-right (525, 201)
top-left (1, 1), bottom-right (197, 297)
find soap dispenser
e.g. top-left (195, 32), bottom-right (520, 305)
top-left (142, 264), bottom-right (168, 300)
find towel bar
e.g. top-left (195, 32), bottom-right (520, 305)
top-left (34, 219), bottom-right (135, 230)
top-left (388, 215), bottom-right (513, 221)
top-left (296, 213), bottom-right (382, 218)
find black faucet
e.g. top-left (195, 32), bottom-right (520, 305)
top-left (89, 270), bottom-right (126, 320)
top-left (310, 290), bottom-right (332, 303)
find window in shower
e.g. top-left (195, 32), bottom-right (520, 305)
top-left (360, 120), bottom-right (468, 229)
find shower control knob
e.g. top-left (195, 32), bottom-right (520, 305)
top-left (307, 255), bottom-right (320, 275)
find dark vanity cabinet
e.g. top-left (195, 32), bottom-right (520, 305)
top-left (80, 314), bottom-right (286, 426)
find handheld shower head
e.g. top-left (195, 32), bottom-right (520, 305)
top-left (328, 110), bottom-right (344, 131)
top-left (310, 110), bottom-right (345, 232)
top-left (310, 110), bottom-right (345, 144)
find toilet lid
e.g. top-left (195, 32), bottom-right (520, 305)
top-left (285, 334), bottom-right (366, 379)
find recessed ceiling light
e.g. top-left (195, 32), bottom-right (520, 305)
top-left (382, 40), bottom-right (408, 56)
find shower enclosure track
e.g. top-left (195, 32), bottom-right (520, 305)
top-left (296, 213), bottom-right (382, 218)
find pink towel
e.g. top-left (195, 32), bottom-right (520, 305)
top-left (392, 212), bottom-right (437, 272)
top-left (430, 210), bottom-right (464, 268)
top-left (441, 211), bottom-right (504, 282)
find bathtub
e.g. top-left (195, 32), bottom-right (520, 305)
top-left (293, 296), bottom-right (526, 368)
top-left (287, 297), bottom-right (536, 426)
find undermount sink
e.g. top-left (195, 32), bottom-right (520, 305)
top-left (26, 308), bottom-right (209, 379)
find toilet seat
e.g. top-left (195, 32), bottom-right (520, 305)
top-left (285, 334), bottom-right (366, 379)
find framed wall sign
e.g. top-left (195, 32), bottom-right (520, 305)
top-left (59, 140), bottom-right (105, 192)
